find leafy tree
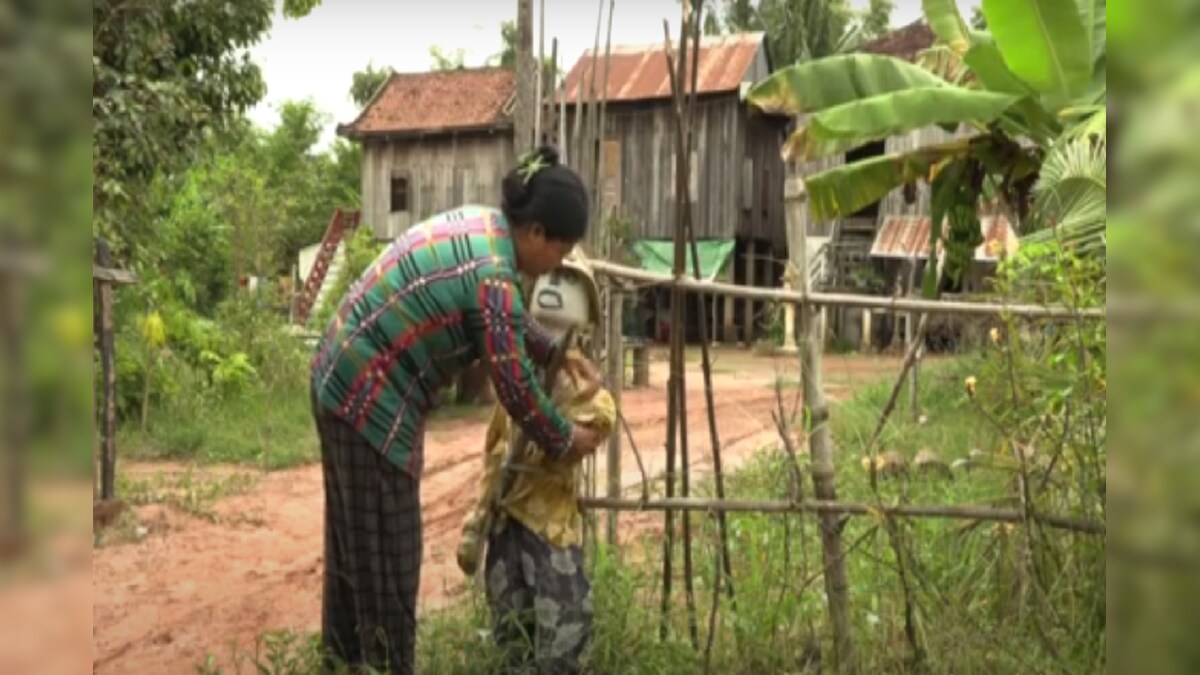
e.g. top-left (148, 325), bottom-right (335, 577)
top-left (703, 12), bottom-right (723, 35)
top-left (93, 0), bottom-right (326, 264)
top-left (722, 0), bottom-right (762, 31)
top-left (350, 63), bottom-right (394, 107)
top-left (493, 20), bottom-right (518, 69)
top-left (135, 98), bottom-right (360, 318)
top-left (94, 0), bottom-right (270, 260)
top-left (487, 19), bottom-right (558, 81)
top-left (860, 0), bottom-right (895, 41)
top-left (703, 0), bottom-right (857, 65)
top-left (430, 45), bottom-right (468, 71)
top-left (282, 0), bottom-right (323, 17)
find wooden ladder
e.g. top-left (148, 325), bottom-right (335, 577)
top-left (295, 209), bottom-right (361, 326)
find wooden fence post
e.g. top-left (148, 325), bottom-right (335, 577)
top-left (605, 284), bottom-right (623, 548)
top-left (95, 241), bottom-right (118, 501)
top-left (0, 265), bottom-right (28, 552)
top-left (787, 177), bottom-right (857, 673)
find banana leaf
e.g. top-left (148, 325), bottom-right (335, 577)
top-left (804, 138), bottom-right (976, 221)
top-left (982, 0), bottom-right (1092, 102)
top-left (923, 0), bottom-right (973, 56)
top-left (783, 88), bottom-right (1020, 161)
top-left (746, 54), bottom-right (948, 116)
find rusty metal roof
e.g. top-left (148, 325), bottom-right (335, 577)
top-left (561, 32), bottom-right (765, 104)
top-left (857, 21), bottom-right (936, 62)
top-left (338, 68), bottom-right (515, 139)
top-left (870, 215), bottom-right (1020, 262)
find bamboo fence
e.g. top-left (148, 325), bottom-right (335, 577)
top-left (556, 2), bottom-right (1109, 669)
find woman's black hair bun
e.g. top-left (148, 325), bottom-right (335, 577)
top-left (501, 169), bottom-right (532, 210)
top-left (503, 145), bottom-right (561, 212)
top-left (531, 144), bottom-right (560, 167)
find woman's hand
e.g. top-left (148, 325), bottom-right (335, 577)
top-left (564, 423), bottom-right (603, 464)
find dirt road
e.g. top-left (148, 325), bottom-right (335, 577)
top-left (92, 351), bottom-right (898, 674)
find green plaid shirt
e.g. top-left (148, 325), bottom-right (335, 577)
top-left (310, 206), bottom-right (573, 476)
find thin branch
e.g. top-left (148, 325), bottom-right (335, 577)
top-left (615, 410), bottom-right (652, 503)
top-left (864, 313), bottom-right (930, 460)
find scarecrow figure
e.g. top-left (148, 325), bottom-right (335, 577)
top-left (458, 251), bottom-right (617, 674)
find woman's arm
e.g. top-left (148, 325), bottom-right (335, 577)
top-left (473, 274), bottom-right (574, 459)
top-left (523, 314), bottom-right (560, 368)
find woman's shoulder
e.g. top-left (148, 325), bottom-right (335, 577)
top-left (428, 204), bottom-right (505, 225)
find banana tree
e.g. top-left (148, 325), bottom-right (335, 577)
top-left (747, 0), bottom-right (1107, 292)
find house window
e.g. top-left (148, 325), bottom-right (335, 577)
top-left (390, 174), bottom-right (410, 213)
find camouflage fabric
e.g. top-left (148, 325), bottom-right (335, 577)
top-left (485, 518), bottom-right (593, 675)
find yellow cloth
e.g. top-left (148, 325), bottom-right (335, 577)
top-left (466, 370), bottom-right (617, 549)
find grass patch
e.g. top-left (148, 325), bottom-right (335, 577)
top-left (120, 385), bottom-right (318, 470)
top-left (94, 468), bottom-right (260, 548)
top-left (121, 373), bottom-right (496, 470)
top-left (117, 468), bottom-right (258, 521)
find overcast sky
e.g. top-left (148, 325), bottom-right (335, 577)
top-left (247, 0), bottom-right (979, 148)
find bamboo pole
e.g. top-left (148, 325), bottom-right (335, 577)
top-left (788, 178), bottom-right (857, 673)
top-left (585, 259), bottom-right (1106, 320)
top-left (544, 39), bottom-right (559, 146)
top-left (575, 0), bottom-right (603, 183)
top-left (673, 7), bottom-right (700, 649)
top-left (597, 0), bottom-right (615, 180)
top-left (558, 42), bottom-right (568, 161)
top-left (576, 496), bottom-right (1105, 535)
top-left (680, 0), bottom-right (734, 611)
top-left (657, 11), bottom-right (692, 644)
top-left (592, 0), bottom-right (619, 257)
top-left (605, 284), bottom-right (624, 548)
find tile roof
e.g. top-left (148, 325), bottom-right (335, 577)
top-left (338, 67), bottom-right (515, 139)
top-left (561, 32), bottom-right (765, 104)
top-left (857, 20), bottom-right (937, 62)
top-left (870, 215), bottom-right (1019, 262)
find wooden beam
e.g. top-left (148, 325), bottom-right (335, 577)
top-left (93, 265), bottom-right (138, 285)
top-left (576, 497), bottom-right (1105, 535)
top-left (586, 258), bottom-right (1106, 320)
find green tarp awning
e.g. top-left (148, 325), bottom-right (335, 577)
top-left (630, 239), bottom-right (736, 282)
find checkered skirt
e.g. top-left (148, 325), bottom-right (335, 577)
top-left (313, 396), bottom-right (422, 674)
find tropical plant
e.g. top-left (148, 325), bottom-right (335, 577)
top-left (703, 0), bottom-right (864, 64)
top-left (747, 0), bottom-right (1107, 293)
top-left (350, 63), bottom-right (394, 107)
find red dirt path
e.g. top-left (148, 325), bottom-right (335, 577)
top-left (92, 351), bottom-right (898, 674)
